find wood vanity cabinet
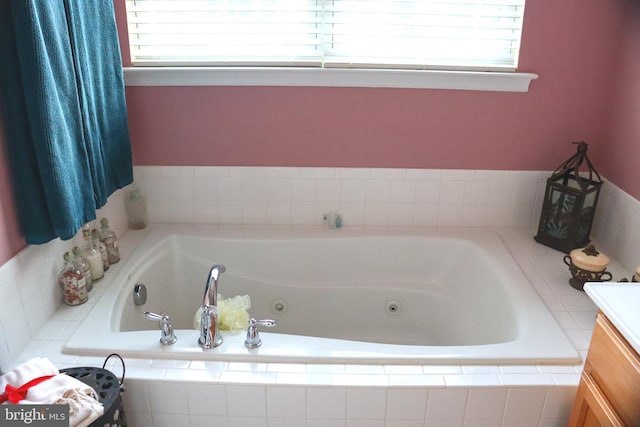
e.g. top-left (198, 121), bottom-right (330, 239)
top-left (568, 311), bottom-right (640, 427)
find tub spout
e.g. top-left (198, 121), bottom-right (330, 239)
top-left (198, 264), bottom-right (226, 349)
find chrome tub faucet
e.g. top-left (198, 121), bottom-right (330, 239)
top-left (198, 264), bottom-right (226, 349)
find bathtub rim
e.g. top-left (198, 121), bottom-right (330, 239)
top-left (63, 224), bottom-right (581, 365)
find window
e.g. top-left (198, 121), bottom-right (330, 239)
top-left (125, 0), bottom-right (526, 72)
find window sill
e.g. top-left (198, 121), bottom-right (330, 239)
top-left (123, 67), bottom-right (538, 93)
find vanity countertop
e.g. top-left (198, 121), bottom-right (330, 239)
top-left (584, 282), bottom-right (640, 354)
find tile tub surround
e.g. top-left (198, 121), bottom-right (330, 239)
top-left (592, 178), bottom-right (640, 275)
top-left (1, 166), bottom-right (639, 426)
top-left (4, 226), bottom-right (633, 427)
top-left (133, 166), bottom-right (549, 230)
top-left (0, 188), bottom-right (128, 372)
top-left (134, 165), bottom-right (640, 272)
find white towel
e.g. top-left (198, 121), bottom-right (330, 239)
top-left (0, 357), bottom-right (59, 391)
top-left (1, 358), bottom-right (104, 427)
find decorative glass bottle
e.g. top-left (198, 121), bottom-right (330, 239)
top-left (58, 252), bottom-right (88, 305)
top-left (125, 185), bottom-right (148, 229)
top-left (82, 224), bottom-right (104, 281)
top-left (100, 217), bottom-right (120, 264)
top-left (92, 229), bottom-right (109, 271)
top-left (72, 246), bottom-right (92, 292)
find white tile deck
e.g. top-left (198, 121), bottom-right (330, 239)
top-left (3, 166), bottom-right (639, 426)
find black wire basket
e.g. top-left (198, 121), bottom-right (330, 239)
top-left (60, 354), bottom-right (127, 427)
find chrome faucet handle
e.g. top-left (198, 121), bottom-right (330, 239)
top-left (144, 311), bottom-right (177, 345)
top-left (245, 318), bottom-right (276, 349)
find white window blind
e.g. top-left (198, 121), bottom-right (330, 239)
top-left (125, 0), bottom-right (526, 71)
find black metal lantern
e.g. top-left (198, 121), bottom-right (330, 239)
top-left (534, 141), bottom-right (603, 253)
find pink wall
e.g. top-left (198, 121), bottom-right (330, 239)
top-left (122, 0), bottom-right (626, 174)
top-left (594, 3), bottom-right (640, 200)
top-left (0, 115), bottom-right (26, 265)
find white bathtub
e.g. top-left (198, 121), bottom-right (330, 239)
top-left (64, 224), bottom-right (579, 365)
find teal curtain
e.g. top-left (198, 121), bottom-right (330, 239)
top-left (0, 0), bottom-right (133, 244)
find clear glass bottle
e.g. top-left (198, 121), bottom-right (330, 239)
top-left (125, 186), bottom-right (148, 229)
top-left (100, 217), bottom-right (120, 264)
top-left (58, 252), bottom-right (88, 305)
top-left (72, 246), bottom-right (93, 292)
top-left (82, 224), bottom-right (104, 281)
top-left (92, 228), bottom-right (109, 271)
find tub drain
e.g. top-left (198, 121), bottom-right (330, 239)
top-left (271, 299), bottom-right (289, 314)
top-left (385, 300), bottom-right (402, 315)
